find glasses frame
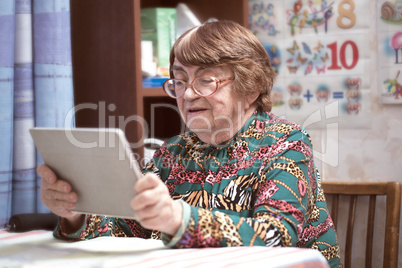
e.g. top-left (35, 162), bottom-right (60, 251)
top-left (162, 76), bottom-right (234, 99)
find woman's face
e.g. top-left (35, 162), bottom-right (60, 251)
top-left (173, 59), bottom-right (255, 145)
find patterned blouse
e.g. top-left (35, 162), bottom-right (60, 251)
top-left (54, 110), bottom-right (340, 268)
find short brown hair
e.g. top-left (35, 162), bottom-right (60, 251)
top-left (169, 20), bottom-right (277, 112)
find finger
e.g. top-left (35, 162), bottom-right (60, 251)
top-left (42, 188), bottom-right (78, 203)
top-left (133, 196), bottom-right (168, 222)
top-left (135, 199), bottom-right (182, 234)
top-left (37, 164), bottom-right (57, 184)
top-left (40, 187), bottom-right (79, 218)
top-left (50, 201), bottom-right (77, 216)
top-left (58, 209), bottom-right (77, 218)
top-left (42, 177), bottom-right (73, 193)
top-left (42, 194), bottom-right (77, 213)
top-left (135, 209), bottom-right (166, 229)
top-left (132, 180), bottom-right (168, 210)
top-left (131, 189), bottom-right (159, 211)
top-left (59, 210), bottom-right (79, 219)
top-left (133, 173), bottom-right (160, 194)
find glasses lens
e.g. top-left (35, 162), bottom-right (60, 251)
top-left (193, 77), bottom-right (217, 96)
top-left (164, 79), bottom-right (185, 98)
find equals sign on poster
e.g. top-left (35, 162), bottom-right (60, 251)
top-left (333, 91), bottom-right (344, 99)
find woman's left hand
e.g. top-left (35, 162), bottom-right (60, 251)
top-left (131, 173), bottom-right (182, 236)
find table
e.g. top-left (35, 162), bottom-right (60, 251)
top-left (0, 229), bottom-right (329, 267)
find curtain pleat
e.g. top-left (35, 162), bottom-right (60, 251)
top-left (0, 1), bottom-right (15, 226)
top-left (33, 0), bottom-right (74, 212)
top-left (12, 0), bottom-right (36, 215)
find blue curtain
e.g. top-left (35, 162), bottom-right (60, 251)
top-left (0, 0), bottom-right (74, 226)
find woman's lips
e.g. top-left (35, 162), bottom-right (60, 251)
top-left (187, 107), bottom-right (207, 115)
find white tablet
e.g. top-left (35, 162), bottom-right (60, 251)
top-left (30, 128), bottom-right (143, 219)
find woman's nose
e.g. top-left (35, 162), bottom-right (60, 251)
top-left (182, 83), bottom-right (200, 101)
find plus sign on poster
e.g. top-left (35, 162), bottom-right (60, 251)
top-left (249, 0), bottom-right (401, 128)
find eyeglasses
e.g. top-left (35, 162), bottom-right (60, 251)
top-left (162, 76), bottom-right (234, 99)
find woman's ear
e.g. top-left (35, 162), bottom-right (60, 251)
top-left (245, 90), bottom-right (260, 109)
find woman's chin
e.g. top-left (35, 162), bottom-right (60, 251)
top-left (187, 123), bottom-right (212, 135)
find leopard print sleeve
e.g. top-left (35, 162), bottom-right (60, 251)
top-left (53, 214), bottom-right (150, 241)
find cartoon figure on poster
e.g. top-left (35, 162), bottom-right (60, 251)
top-left (288, 82), bottom-right (303, 96)
top-left (390, 31), bottom-right (402, 63)
top-left (271, 86), bottom-right (285, 107)
top-left (316, 84), bottom-right (330, 102)
top-left (381, 31), bottom-right (402, 101)
top-left (380, 0), bottom-right (402, 24)
top-left (343, 77), bottom-right (362, 115)
top-left (384, 70), bottom-right (402, 99)
top-left (286, 0), bottom-right (334, 35)
top-left (288, 83), bottom-right (304, 110)
top-left (249, 2), bottom-right (280, 37)
top-left (264, 44), bottom-right (282, 73)
top-left (288, 97), bottom-right (304, 110)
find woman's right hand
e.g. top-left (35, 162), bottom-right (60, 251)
top-left (38, 164), bottom-right (84, 231)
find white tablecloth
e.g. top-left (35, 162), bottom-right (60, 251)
top-left (0, 229), bottom-right (329, 268)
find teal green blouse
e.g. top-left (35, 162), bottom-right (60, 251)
top-left (54, 110), bottom-right (340, 268)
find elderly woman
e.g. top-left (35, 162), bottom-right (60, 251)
top-left (39, 21), bottom-right (340, 267)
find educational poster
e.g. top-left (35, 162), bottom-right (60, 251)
top-left (249, 0), bottom-right (376, 128)
top-left (377, 0), bottom-right (402, 104)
